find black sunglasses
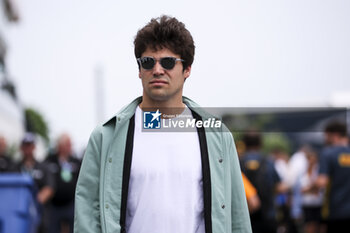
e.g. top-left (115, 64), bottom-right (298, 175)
top-left (137, 56), bottom-right (185, 70)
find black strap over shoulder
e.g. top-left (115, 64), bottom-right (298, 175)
top-left (190, 110), bottom-right (213, 233)
top-left (120, 115), bottom-right (135, 233)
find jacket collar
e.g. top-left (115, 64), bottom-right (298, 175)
top-left (103, 96), bottom-right (216, 127)
top-left (103, 97), bottom-right (142, 127)
top-left (182, 96), bottom-right (216, 120)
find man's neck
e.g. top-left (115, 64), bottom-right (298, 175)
top-left (58, 153), bottom-right (70, 162)
top-left (332, 138), bottom-right (349, 147)
top-left (23, 156), bottom-right (35, 168)
top-left (139, 95), bottom-right (186, 116)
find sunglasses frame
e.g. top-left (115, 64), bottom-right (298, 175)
top-left (137, 56), bottom-right (185, 70)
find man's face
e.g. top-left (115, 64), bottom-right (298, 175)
top-left (21, 143), bottom-right (35, 157)
top-left (139, 47), bottom-right (191, 103)
top-left (58, 135), bottom-right (72, 157)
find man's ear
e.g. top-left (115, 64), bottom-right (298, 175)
top-left (183, 66), bottom-right (191, 80)
top-left (139, 71), bottom-right (142, 79)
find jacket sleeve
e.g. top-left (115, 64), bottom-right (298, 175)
top-left (225, 132), bottom-right (252, 233)
top-left (74, 128), bottom-right (103, 233)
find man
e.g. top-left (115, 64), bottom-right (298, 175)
top-left (15, 133), bottom-right (55, 233)
top-left (317, 121), bottom-right (350, 233)
top-left (74, 15), bottom-right (251, 233)
top-left (45, 133), bottom-right (81, 233)
top-left (240, 131), bottom-right (285, 233)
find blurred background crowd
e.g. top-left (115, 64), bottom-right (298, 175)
top-left (1, 119), bottom-right (349, 233)
top-left (234, 120), bottom-right (350, 233)
top-left (0, 133), bottom-right (81, 233)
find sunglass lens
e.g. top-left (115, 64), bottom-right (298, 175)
top-left (141, 57), bottom-right (155, 70)
top-left (160, 57), bottom-right (176, 69)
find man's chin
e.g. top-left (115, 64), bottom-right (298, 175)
top-left (149, 94), bottom-right (169, 102)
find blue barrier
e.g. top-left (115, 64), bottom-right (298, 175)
top-left (0, 174), bottom-right (40, 233)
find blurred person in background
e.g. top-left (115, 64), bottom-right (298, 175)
top-left (0, 135), bottom-right (15, 172)
top-left (242, 172), bottom-right (261, 213)
top-left (300, 149), bottom-right (323, 233)
top-left (270, 147), bottom-right (295, 233)
top-left (45, 133), bottom-right (81, 233)
top-left (237, 140), bottom-right (261, 214)
top-left (271, 146), bottom-right (289, 182)
top-left (286, 145), bottom-right (310, 232)
top-left (316, 121), bottom-right (350, 233)
top-left (15, 133), bottom-right (55, 233)
top-left (240, 131), bottom-right (286, 233)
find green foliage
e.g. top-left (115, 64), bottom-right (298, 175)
top-left (224, 113), bottom-right (275, 133)
top-left (225, 113), bottom-right (291, 156)
top-left (262, 132), bottom-right (291, 155)
top-left (25, 108), bottom-right (49, 142)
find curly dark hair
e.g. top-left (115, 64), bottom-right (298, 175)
top-left (325, 121), bottom-right (347, 137)
top-left (134, 15), bottom-right (195, 70)
top-left (242, 131), bottom-right (262, 150)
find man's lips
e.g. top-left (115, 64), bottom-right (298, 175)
top-left (149, 80), bottom-right (168, 85)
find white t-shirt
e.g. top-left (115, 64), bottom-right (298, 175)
top-left (125, 106), bottom-right (205, 233)
top-left (300, 166), bottom-right (323, 207)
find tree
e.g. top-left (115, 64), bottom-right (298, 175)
top-left (24, 108), bottom-right (49, 142)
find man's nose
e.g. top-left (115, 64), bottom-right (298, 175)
top-left (152, 61), bottom-right (165, 76)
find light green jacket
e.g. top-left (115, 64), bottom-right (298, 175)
top-left (74, 96), bottom-right (252, 233)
